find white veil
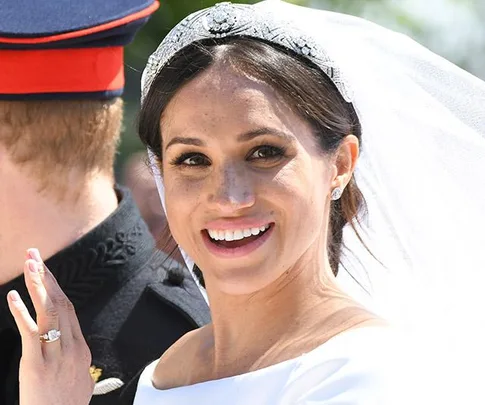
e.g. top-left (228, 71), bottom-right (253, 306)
top-left (142, 1), bottom-right (485, 396)
top-left (148, 149), bottom-right (209, 303)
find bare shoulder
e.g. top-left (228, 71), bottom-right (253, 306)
top-left (152, 324), bottom-right (213, 390)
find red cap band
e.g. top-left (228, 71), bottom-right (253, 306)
top-left (0, 1), bottom-right (160, 97)
top-left (0, 47), bottom-right (124, 95)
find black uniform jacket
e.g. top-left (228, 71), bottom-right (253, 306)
top-left (0, 187), bottom-right (210, 405)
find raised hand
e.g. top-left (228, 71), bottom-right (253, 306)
top-left (6, 248), bottom-right (94, 405)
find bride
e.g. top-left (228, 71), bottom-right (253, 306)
top-left (7, 1), bottom-right (485, 404)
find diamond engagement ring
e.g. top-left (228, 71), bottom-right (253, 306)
top-left (39, 329), bottom-right (61, 343)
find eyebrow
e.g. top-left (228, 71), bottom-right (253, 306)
top-left (165, 136), bottom-right (203, 150)
top-left (237, 127), bottom-right (294, 143)
top-left (165, 127), bottom-right (293, 151)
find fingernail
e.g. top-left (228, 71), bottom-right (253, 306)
top-left (8, 290), bottom-right (20, 302)
top-left (28, 260), bottom-right (39, 273)
top-left (28, 248), bottom-right (42, 262)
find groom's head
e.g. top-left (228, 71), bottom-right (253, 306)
top-left (0, 99), bottom-right (123, 194)
top-left (0, 0), bottom-right (159, 196)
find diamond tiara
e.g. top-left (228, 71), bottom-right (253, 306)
top-left (141, 2), bottom-right (352, 103)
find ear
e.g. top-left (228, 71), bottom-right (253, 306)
top-left (331, 134), bottom-right (359, 191)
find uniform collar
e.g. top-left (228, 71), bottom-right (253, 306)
top-left (0, 186), bottom-right (155, 331)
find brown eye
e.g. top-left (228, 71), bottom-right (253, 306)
top-left (172, 152), bottom-right (210, 166)
top-left (248, 145), bottom-right (285, 160)
top-left (183, 155), bottom-right (209, 166)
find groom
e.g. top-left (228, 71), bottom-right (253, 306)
top-left (0, 1), bottom-right (210, 404)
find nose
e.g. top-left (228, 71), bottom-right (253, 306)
top-left (207, 161), bottom-right (256, 213)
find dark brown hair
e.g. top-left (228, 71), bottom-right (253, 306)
top-left (139, 37), bottom-right (367, 284)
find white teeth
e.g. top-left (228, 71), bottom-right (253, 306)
top-left (233, 230), bottom-right (244, 240)
top-left (207, 224), bottom-right (271, 242)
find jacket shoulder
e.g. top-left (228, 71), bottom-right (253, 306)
top-left (86, 251), bottom-right (210, 405)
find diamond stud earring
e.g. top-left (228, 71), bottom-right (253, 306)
top-left (331, 187), bottom-right (343, 201)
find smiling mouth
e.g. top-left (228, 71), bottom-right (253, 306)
top-left (204, 223), bottom-right (273, 249)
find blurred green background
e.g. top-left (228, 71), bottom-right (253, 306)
top-left (116, 0), bottom-right (485, 179)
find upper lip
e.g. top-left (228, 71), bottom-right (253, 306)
top-left (203, 218), bottom-right (273, 231)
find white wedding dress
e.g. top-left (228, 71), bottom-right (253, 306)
top-left (133, 327), bottom-right (424, 405)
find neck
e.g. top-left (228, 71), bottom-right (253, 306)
top-left (0, 166), bottom-right (118, 285)
top-left (204, 241), bottom-right (357, 375)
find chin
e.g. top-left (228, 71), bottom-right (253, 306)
top-left (205, 260), bottom-right (282, 296)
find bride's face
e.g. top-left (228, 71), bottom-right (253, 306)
top-left (160, 66), bottom-right (336, 295)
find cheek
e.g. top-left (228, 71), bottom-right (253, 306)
top-left (163, 175), bottom-right (203, 243)
top-left (273, 156), bottom-right (328, 206)
top-left (271, 157), bottom-right (329, 236)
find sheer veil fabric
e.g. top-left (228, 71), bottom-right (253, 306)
top-left (149, 150), bottom-right (209, 303)
top-left (144, 1), bottom-right (485, 400)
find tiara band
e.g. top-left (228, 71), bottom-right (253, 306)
top-left (141, 2), bottom-right (352, 103)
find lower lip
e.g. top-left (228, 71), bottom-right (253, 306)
top-left (202, 224), bottom-right (274, 259)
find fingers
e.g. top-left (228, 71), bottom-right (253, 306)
top-left (23, 258), bottom-right (62, 357)
top-left (8, 247), bottom-right (88, 363)
top-left (27, 249), bottom-right (84, 343)
top-left (33, 256), bottom-right (74, 347)
top-left (39, 265), bottom-right (79, 345)
top-left (7, 290), bottom-right (42, 361)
